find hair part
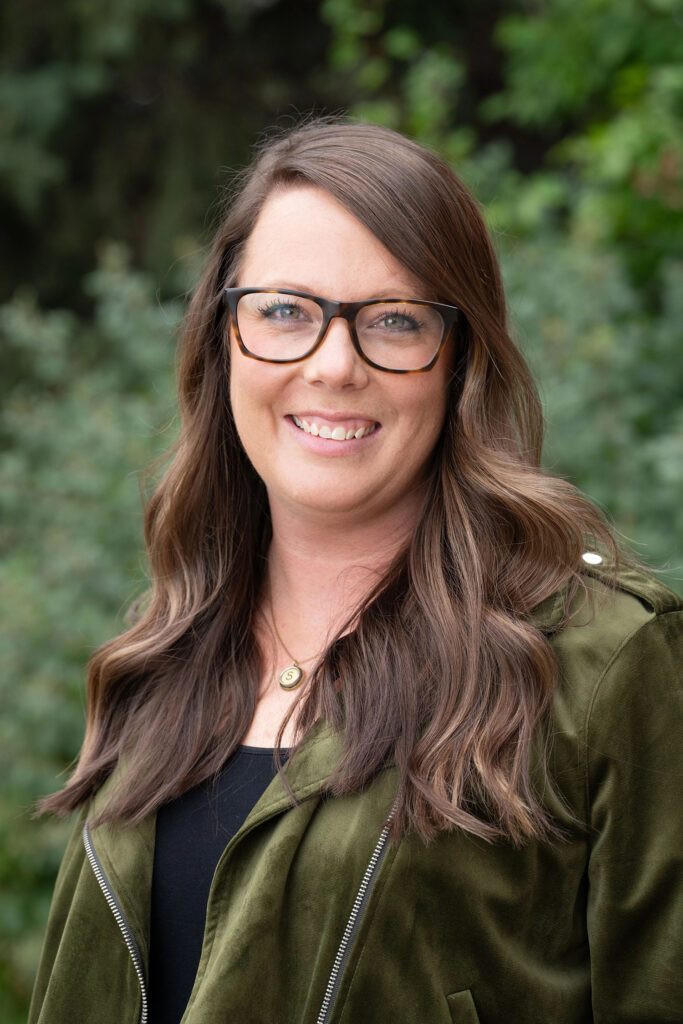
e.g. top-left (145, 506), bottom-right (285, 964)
top-left (37, 114), bottom-right (623, 845)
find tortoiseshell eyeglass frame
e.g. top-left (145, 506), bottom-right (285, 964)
top-left (222, 286), bottom-right (462, 374)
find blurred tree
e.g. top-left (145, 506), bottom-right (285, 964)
top-left (484, 0), bottom-right (683, 297)
top-left (0, 0), bottom-right (338, 309)
top-left (0, 247), bottom-right (180, 1019)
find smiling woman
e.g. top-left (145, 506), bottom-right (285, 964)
top-left (29, 116), bottom-right (683, 1024)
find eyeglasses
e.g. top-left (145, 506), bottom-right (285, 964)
top-left (222, 287), bottom-right (461, 373)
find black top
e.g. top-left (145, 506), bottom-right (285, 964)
top-left (148, 745), bottom-right (291, 1024)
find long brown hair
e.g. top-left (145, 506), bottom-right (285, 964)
top-left (37, 114), bottom-right (622, 844)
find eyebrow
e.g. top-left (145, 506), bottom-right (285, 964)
top-left (255, 281), bottom-right (421, 300)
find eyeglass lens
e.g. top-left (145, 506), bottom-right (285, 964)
top-left (235, 292), bottom-right (445, 371)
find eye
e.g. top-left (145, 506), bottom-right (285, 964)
top-left (373, 308), bottom-right (424, 331)
top-left (257, 299), bottom-right (308, 321)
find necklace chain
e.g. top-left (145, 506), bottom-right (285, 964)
top-left (268, 596), bottom-right (319, 664)
top-left (267, 591), bottom-right (324, 690)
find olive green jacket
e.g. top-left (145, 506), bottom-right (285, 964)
top-left (29, 562), bottom-right (683, 1024)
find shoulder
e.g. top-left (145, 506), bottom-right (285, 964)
top-left (536, 564), bottom-right (683, 1018)
top-left (531, 556), bottom-right (683, 794)
top-left (532, 554), bottom-right (682, 703)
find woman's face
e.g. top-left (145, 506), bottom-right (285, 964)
top-left (228, 185), bottom-right (455, 524)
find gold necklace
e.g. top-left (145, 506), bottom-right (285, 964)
top-left (268, 596), bottom-right (323, 690)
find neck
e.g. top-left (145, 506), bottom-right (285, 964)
top-left (262, 492), bottom-right (424, 658)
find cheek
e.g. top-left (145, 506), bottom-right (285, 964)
top-left (397, 378), bottom-right (450, 448)
top-left (229, 366), bottom-right (248, 435)
top-left (229, 346), bottom-right (292, 471)
top-left (228, 336), bottom-right (242, 414)
top-left (229, 341), bottom-right (271, 424)
top-left (229, 352), bottom-right (266, 458)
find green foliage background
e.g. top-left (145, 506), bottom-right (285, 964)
top-left (2, 1), bottom-right (682, 1017)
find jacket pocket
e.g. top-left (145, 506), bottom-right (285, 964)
top-left (446, 989), bottom-right (481, 1024)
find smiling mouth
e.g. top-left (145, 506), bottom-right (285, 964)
top-left (289, 415), bottom-right (380, 441)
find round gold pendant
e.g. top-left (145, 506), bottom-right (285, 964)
top-left (279, 664), bottom-right (303, 689)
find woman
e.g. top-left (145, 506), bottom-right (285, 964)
top-left (29, 117), bottom-right (682, 1024)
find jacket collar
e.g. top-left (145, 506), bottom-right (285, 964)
top-left (526, 559), bottom-right (683, 634)
top-left (527, 589), bottom-right (567, 633)
top-left (86, 716), bottom-right (347, 961)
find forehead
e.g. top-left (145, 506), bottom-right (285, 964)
top-left (237, 185), bottom-right (427, 300)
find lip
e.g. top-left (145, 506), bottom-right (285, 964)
top-left (284, 415), bottom-right (381, 456)
top-left (288, 409), bottom-right (381, 425)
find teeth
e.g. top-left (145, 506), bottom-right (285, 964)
top-left (291, 416), bottom-right (377, 441)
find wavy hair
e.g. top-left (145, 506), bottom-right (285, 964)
top-left (37, 115), bottom-right (622, 844)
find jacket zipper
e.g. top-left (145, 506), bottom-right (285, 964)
top-left (316, 798), bottom-right (399, 1024)
top-left (82, 823), bottom-right (148, 1024)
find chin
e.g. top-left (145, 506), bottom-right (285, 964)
top-left (277, 482), bottom-right (374, 516)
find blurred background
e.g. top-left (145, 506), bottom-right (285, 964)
top-left (1, 0), bottom-right (682, 1017)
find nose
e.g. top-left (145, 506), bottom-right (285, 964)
top-left (302, 315), bottom-right (369, 389)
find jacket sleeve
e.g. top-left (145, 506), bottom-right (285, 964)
top-left (586, 609), bottom-right (683, 1021)
top-left (28, 805), bottom-right (89, 1024)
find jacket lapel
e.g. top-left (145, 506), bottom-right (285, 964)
top-left (85, 716), bottom-right (347, 962)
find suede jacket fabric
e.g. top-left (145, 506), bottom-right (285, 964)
top-left (29, 561), bottom-right (683, 1024)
